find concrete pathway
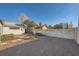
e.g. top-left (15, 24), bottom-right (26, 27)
top-left (0, 36), bottom-right (79, 56)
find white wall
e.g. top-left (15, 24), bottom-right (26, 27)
top-left (2, 27), bottom-right (10, 35)
top-left (9, 30), bottom-right (23, 35)
top-left (36, 29), bottom-right (75, 39)
top-left (75, 27), bottom-right (79, 44)
top-left (2, 27), bottom-right (25, 35)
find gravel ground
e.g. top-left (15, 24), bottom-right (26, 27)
top-left (0, 36), bottom-right (79, 56)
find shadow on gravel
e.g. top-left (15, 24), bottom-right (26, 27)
top-left (0, 39), bottom-right (38, 52)
top-left (36, 33), bottom-right (45, 36)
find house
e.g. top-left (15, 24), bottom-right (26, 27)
top-left (42, 25), bottom-right (48, 30)
top-left (67, 22), bottom-right (73, 29)
top-left (62, 22), bottom-right (73, 29)
top-left (0, 20), bottom-right (25, 35)
top-left (48, 25), bottom-right (54, 29)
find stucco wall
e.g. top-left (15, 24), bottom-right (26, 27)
top-left (2, 27), bottom-right (10, 34)
top-left (2, 27), bottom-right (25, 35)
top-left (36, 29), bottom-right (75, 39)
top-left (10, 29), bottom-right (24, 35)
top-left (75, 27), bottom-right (79, 44)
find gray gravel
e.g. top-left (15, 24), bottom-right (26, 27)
top-left (0, 36), bottom-right (79, 56)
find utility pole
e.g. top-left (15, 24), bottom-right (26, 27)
top-left (0, 24), bottom-right (2, 43)
top-left (0, 27), bottom-right (1, 43)
top-left (78, 16), bottom-right (79, 27)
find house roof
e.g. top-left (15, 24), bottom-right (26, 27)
top-left (4, 21), bottom-right (17, 26)
top-left (0, 19), bottom-right (25, 29)
top-left (9, 26), bottom-right (20, 29)
top-left (42, 25), bottom-right (46, 27)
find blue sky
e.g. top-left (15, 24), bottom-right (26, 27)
top-left (0, 3), bottom-right (79, 26)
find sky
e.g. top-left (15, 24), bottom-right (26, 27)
top-left (0, 3), bottom-right (79, 26)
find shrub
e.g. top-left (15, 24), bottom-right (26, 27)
top-left (25, 28), bottom-right (35, 35)
top-left (1, 34), bottom-right (15, 42)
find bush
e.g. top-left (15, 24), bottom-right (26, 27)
top-left (1, 34), bottom-right (15, 42)
top-left (25, 28), bottom-right (35, 35)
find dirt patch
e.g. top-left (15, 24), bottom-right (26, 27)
top-left (0, 34), bottom-right (38, 51)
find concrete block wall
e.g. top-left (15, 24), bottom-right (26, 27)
top-left (2, 27), bottom-right (10, 35)
top-left (36, 29), bottom-right (75, 39)
top-left (75, 27), bottom-right (79, 44)
top-left (72, 27), bottom-right (79, 44)
top-left (9, 30), bottom-right (23, 35)
top-left (2, 27), bottom-right (24, 35)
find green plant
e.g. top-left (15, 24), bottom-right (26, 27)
top-left (54, 23), bottom-right (63, 29)
top-left (24, 20), bottom-right (36, 35)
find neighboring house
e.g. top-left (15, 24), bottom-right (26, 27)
top-left (48, 25), bottom-right (54, 29)
top-left (67, 22), bottom-right (73, 29)
top-left (0, 20), bottom-right (25, 35)
top-left (42, 25), bottom-right (48, 30)
top-left (0, 20), bottom-right (3, 36)
top-left (63, 22), bottom-right (73, 29)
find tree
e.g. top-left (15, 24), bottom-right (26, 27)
top-left (19, 13), bottom-right (28, 23)
top-left (39, 22), bottom-right (42, 27)
top-left (54, 23), bottom-right (63, 29)
top-left (23, 19), bottom-right (36, 35)
top-left (18, 13), bottom-right (29, 30)
top-left (48, 25), bottom-right (54, 29)
top-left (19, 13), bottom-right (36, 35)
top-left (23, 20), bottom-right (36, 28)
top-left (44, 24), bottom-right (48, 27)
top-left (38, 22), bottom-right (43, 29)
